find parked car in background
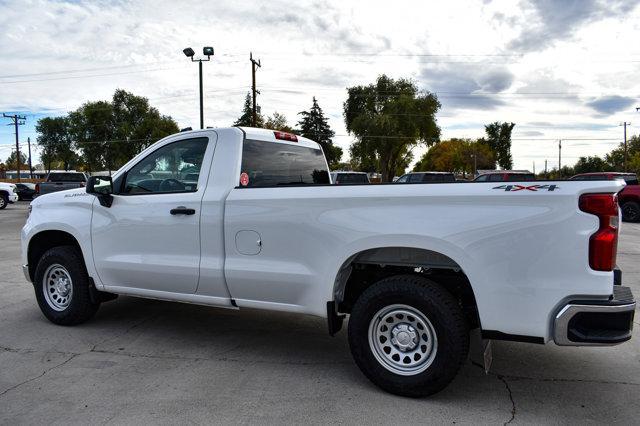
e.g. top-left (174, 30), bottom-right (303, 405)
top-left (0, 182), bottom-right (19, 209)
top-left (330, 171), bottom-right (370, 184)
top-left (395, 171), bottom-right (456, 183)
top-left (569, 172), bottom-right (640, 222)
top-left (14, 183), bottom-right (37, 201)
top-left (474, 170), bottom-right (536, 182)
top-left (35, 171), bottom-right (88, 196)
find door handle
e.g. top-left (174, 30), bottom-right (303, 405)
top-left (170, 206), bottom-right (196, 215)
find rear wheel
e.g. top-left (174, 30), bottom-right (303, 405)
top-left (34, 246), bottom-right (100, 325)
top-left (348, 274), bottom-right (469, 397)
top-left (621, 201), bottom-right (640, 222)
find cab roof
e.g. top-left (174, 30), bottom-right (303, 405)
top-left (239, 127), bottom-right (321, 150)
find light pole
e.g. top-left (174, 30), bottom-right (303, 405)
top-left (183, 46), bottom-right (214, 129)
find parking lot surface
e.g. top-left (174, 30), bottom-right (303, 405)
top-left (1, 201), bottom-right (639, 424)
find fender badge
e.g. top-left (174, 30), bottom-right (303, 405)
top-left (492, 184), bottom-right (559, 192)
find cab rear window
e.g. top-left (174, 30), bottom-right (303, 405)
top-left (240, 139), bottom-right (330, 187)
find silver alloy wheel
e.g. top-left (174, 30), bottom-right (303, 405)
top-left (368, 304), bottom-right (438, 376)
top-left (42, 264), bottom-right (73, 312)
top-left (0, 196), bottom-right (6, 208)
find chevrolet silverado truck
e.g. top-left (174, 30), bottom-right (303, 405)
top-left (36, 171), bottom-right (88, 196)
top-left (21, 127), bottom-right (636, 397)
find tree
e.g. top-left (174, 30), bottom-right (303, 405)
top-left (36, 116), bottom-right (76, 171)
top-left (36, 89), bottom-right (179, 173)
top-left (110, 89), bottom-right (179, 168)
top-left (344, 75), bottom-right (441, 182)
top-left (298, 97), bottom-right (342, 168)
top-left (605, 135), bottom-right (640, 170)
top-left (264, 112), bottom-right (295, 133)
top-left (68, 101), bottom-right (115, 172)
top-left (4, 151), bottom-right (28, 171)
top-left (233, 92), bottom-right (263, 127)
top-left (573, 156), bottom-right (611, 174)
top-left (414, 139), bottom-right (495, 178)
top-left (483, 122), bottom-right (515, 170)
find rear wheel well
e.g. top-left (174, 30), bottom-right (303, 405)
top-left (28, 231), bottom-right (83, 281)
top-left (334, 248), bottom-right (480, 329)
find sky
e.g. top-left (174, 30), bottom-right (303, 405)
top-left (1, 0), bottom-right (640, 172)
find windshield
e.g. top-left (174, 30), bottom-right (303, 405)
top-left (47, 173), bottom-right (86, 182)
top-left (240, 139), bottom-right (330, 187)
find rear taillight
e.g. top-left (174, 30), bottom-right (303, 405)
top-left (35, 183), bottom-right (40, 194)
top-left (579, 193), bottom-right (619, 271)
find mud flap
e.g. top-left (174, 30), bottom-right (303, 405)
top-left (470, 328), bottom-right (493, 373)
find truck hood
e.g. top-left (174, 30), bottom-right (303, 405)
top-left (32, 187), bottom-right (94, 207)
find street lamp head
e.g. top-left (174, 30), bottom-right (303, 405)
top-left (183, 47), bottom-right (195, 58)
top-left (203, 46), bottom-right (214, 56)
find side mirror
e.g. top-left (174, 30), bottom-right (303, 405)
top-left (87, 176), bottom-right (114, 207)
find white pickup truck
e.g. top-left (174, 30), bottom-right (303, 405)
top-left (21, 127), bottom-right (635, 396)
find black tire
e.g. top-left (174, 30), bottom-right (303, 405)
top-left (621, 201), bottom-right (640, 222)
top-left (0, 193), bottom-right (7, 209)
top-left (348, 274), bottom-right (469, 397)
top-left (33, 246), bottom-right (100, 325)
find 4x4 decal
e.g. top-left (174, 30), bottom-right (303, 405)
top-left (493, 184), bottom-right (559, 192)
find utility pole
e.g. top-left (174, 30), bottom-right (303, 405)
top-left (544, 159), bottom-right (548, 179)
top-left (558, 139), bottom-right (562, 177)
top-left (3, 113), bottom-right (26, 182)
top-left (27, 136), bottom-right (33, 178)
top-left (620, 122), bottom-right (630, 172)
top-left (250, 52), bottom-right (261, 127)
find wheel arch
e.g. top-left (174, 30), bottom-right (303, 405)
top-left (27, 230), bottom-right (85, 282)
top-left (332, 246), bottom-right (481, 330)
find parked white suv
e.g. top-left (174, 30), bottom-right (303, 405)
top-left (21, 127), bottom-right (635, 396)
top-left (0, 182), bottom-right (19, 209)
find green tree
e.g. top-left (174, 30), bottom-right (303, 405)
top-left (573, 156), bottom-right (611, 174)
top-left (68, 101), bottom-right (115, 172)
top-left (233, 92), bottom-right (263, 127)
top-left (483, 122), bottom-right (515, 170)
top-left (264, 111), bottom-right (295, 133)
top-left (414, 139), bottom-right (494, 178)
top-left (298, 97), bottom-right (342, 168)
top-left (4, 150), bottom-right (28, 171)
top-left (344, 75), bottom-right (441, 182)
top-left (36, 116), bottom-right (76, 171)
top-left (67, 90), bottom-right (179, 172)
top-left (605, 135), bottom-right (640, 170)
top-left (110, 89), bottom-right (179, 168)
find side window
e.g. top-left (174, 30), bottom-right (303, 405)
top-left (489, 174), bottom-right (504, 182)
top-left (396, 175), bottom-right (409, 183)
top-left (475, 174), bottom-right (488, 182)
top-left (122, 137), bottom-right (208, 194)
top-left (408, 173), bottom-right (424, 183)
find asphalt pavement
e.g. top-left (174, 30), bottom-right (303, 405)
top-left (1, 201), bottom-right (639, 424)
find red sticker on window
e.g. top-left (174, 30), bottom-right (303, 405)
top-left (240, 172), bottom-right (249, 186)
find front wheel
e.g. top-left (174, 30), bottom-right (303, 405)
top-left (348, 274), bottom-right (469, 397)
top-left (622, 201), bottom-right (640, 222)
top-left (33, 246), bottom-right (100, 325)
top-left (0, 193), bottom-right (7, 209)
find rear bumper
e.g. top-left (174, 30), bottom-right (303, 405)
top-left (554, 286), bottom-right (635, 346)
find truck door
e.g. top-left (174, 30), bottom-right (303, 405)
top-left (91, 134), bottom-right (218, 296)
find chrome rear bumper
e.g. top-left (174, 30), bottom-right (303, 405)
top-left (554, 286), bottom-right (635, 346)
